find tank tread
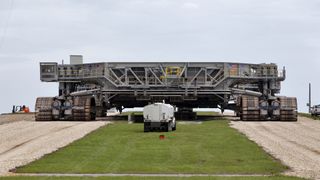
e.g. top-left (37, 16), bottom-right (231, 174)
top-left (35, 97), bottom-right (54, 121)
top-left (279, 97), bottom-right (298, 121)
top-left (242, 110), bottom-right (260, 121)
top-left (72, 96), bottom-right (96, 121)
top-left (280, 110), bottom-right (297, 121)
top-left (240, 96), bottom-right (260, 121)
top-left (239, 95), bottom-right (298, 121)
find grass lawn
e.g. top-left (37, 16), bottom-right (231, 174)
top-left (298, 113), bottom-right (320, 120)
top-left (119, 112), bottom-right (143, 116)
top-left (195, 111), bottom-right (219, 116)
top-left (0, 176), bottom-right (302, 180)
top-left (16, 120), bottom-right (287, 175)
top-left (120, 111), bottom-right (219, 117)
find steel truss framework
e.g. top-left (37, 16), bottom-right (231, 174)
top-left (37, 61), bottom-right (296, 121)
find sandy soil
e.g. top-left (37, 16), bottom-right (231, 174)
top-left (231, 116), bottom-right (320, 179)
top-left (0, 114), bottom-right (109, 175)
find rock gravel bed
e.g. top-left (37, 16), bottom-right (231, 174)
top-left (0, 119), bottom-right (109, 175)
top-left (231, 117), bottom-right (320, 179)
top-left (0, 113), bottom-right (34, 125)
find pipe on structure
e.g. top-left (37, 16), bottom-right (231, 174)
top-left (70, 89), bottom-right (100, 96)
top-left (230, 88), bottom-right (263, 97)
top-left (309, 83), bottom-right (312, 113)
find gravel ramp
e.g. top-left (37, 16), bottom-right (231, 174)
top-left (0, 114), bottom-right (34, 125)
top-left (231, 116), bottom-right (320, 179)
top-left (0, 120), bottom-right (109, 175)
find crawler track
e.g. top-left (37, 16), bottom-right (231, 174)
top-left (35, 97), bottom-right (53, 121)
top-left (73, 96), bottom-right (95, 121)
top-left (238, 96), bottom-right (297, 121)
top-left (35, 96), bottom-right (96, 121)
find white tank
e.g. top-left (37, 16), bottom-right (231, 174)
top-left (143, 103), bottom-right (176, 132)
top-left (143, 103), bottom-right (174, 122)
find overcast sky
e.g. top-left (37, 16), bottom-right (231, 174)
top-left (0, 0), bottom-right (319, 113)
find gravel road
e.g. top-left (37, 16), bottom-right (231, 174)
top-left (0, 114), bottom-right (34, 125)
top-left (0, 114), bottom-right (109, 175)
top-left (231, 116), bottom-right (320, 179)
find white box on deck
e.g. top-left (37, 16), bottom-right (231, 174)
top-left (143, 103), bottom-right (174, 122)
top-left (70, 55), bottom-right (83, 64)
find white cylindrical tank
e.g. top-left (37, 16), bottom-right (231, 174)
top-left (143, 103), bottom-right (174, 122)
top-left (143, 103), bottom-right (176, 132)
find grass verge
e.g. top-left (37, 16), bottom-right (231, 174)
top-left (195, 111), bottom-right (219, 116)
top-left (298, 113), bottom-right (320, 120)
top-left (120, 111), bottom-right (219, 117)
top-left (16, 120), bottom-right (287, 175)
top-left (0, 176), bottom-right (303, 180)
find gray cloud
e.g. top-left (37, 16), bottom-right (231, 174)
top-left (0, 0), bottom-right (319, 113)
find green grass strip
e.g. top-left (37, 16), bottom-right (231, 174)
top-left (17, 120), bottom-right (286, 175)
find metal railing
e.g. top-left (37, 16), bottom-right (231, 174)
top-left (228, 69), bottom-right (285, 78)
top-left (58, 69), bottom-right (105, 79)
top-left (56, 66), bottom-right (285, 89)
